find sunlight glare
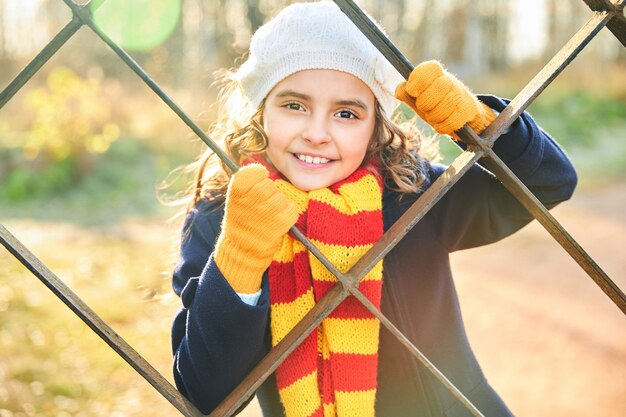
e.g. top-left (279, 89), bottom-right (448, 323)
top-left (90, 0), bottom-right (182, 52)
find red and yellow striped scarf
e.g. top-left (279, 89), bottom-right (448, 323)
top-left (252, 157), bottom-right (384, 417)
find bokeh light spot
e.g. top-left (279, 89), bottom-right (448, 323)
top-left (90, 0), bottom-right (181, 52)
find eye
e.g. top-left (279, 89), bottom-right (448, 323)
top-left (283, 102), bottom-right (304, 111)
top-left (335, 109), bottom-right (358, 119)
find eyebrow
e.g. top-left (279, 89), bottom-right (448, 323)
top-left (274, 89), bottom-right (370, 111)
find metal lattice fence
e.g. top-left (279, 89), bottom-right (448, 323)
top-left (1, 0), bottom-right (625, 416)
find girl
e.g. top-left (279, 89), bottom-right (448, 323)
top-left (171, 2), bottom-right (577, 416)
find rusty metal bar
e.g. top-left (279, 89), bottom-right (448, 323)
top-left (0, 225), bottom-right (205, 417)
top-left (333, 0), bottom-right (413, 79)
top-left (453, 5), bottom-right (626, 314)
top-left (0, 17), bottom-right (82, 109)
top-left (0, 0), bottom-right (112, 109)
top-left (482, 11), bottom-right (617, 143)
top-left (334, 0), bottom-right (625, 316)
top-left (609, 13), bottom-right (626, 47)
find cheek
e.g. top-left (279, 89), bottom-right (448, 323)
top-left (339, 137), bottom-right (370, 169)
top-left (264, 138), bottom-right (281, 168)
top-left (351, 124), bottom-right (375, 160)
top-left (263, 118), bottom-right (282, 149)
top-left (266, 131), bottom-right (288, 155)
top-left (264, 113), bottom-right (298, 150)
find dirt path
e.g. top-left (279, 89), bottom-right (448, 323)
top-left (451, 182), bottom-right (626, 417)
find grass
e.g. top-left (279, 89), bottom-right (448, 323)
top-left (0, 136), bottom-right (195, 225)
top-left (0, 219), bottom-right (184, 417)
top-left (527, 90), bottom-right (626, 185)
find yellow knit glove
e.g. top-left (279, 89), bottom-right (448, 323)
top-left (395, 60), bottom-right (496, 141)
top-left (214, 164), bottom-right (298, 294)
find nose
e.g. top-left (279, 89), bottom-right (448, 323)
top-left (302, 114), bottom-right (331, 145)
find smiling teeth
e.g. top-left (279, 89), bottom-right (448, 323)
top-left (298, 154), bottom-right (329, 164)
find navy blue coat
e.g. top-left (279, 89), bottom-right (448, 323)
top-left (171, 96), bottom-right (577, 416)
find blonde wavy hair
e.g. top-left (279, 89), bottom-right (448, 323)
top-left (185, 69), bottom-right (439, 210)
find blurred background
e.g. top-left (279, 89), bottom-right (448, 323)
top-left (0, 0), bottom-right (625, 416)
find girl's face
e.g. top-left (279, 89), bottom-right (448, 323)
top-left (262, 69), bottom-right (376, 191)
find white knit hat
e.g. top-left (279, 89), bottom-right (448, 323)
top-left (234, 0), bottom-right (403, 115)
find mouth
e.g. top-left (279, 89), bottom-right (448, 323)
top-left (294, 153), bottom-right (333, 165)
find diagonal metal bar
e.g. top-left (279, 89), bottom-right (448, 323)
top-left (0, 225), bottom-right (205, 417)
top-left (482, 10), bottom-right (617, 143)
top-left (0, 0), bottom-right (112, 108)
top-left (335, 0), bottom-right (625, 315)
top-left (341, 154), bottom-right (489, 417)
top-left (0, 17), bottom-right (82, 109)
top-left (450, 9), bottom-right (626, 314)
top-left (583, 0), bottom-right (626, 47)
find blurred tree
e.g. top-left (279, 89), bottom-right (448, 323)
top-left (544, 0), bottom-right (587, 60)
top-left (617, 44), bottom-right (626, 63)
top-left (462, 2), bottom-right (483, 76)
top-left (410, 0), bottom-right (439, 62)
top-left (482, 0), bottom-right (509, 72)
top-left (212, 0), bottom-right (239, 67)
top-left (0, 2), bottom-right (5, 60)
top-left (0, 66), bottom-right (121, 201)
top-left (247, 0), bottom-right (266, 32)
top-left (23, 66), bottom-right (119, 172)
top-left (446, 2), bottom-right (469, 64)
top-left (429, 0), bottom-right (510, 76)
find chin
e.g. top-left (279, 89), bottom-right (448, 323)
top-left (289, 177), bottom-right (332, 191)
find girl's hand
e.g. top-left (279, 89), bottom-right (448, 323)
top-left (214, 164), bottom-right (298, 294)
top-left (395, 60), bottom-right (496, 141)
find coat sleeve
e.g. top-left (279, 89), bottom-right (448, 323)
top-left (171, 200), bottom-right (271, 414)
top-left (431, 95), bottom-right (578, 251)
